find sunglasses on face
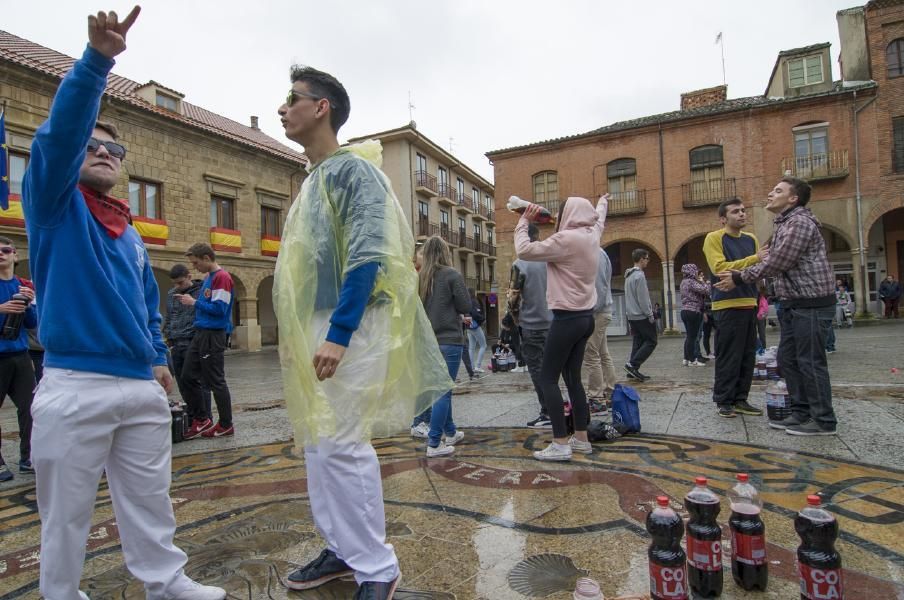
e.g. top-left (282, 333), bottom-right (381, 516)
top-left (87, 137), bottom-right (127, 160)
top-left (0, 247), bottom-right (15, 255)
top-left (286, 89), bottom-right (331, 108)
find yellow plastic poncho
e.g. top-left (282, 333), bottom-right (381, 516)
top-left (274, 140), bottom-right (453, 446)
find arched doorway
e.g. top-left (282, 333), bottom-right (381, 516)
top-left (257, 276), bottom-right (277, 346)
top-left (867, 206), bottom-right (904, 314)
top-left (604, 241), bottom-right (664, 335)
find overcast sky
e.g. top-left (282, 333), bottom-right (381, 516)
top-left (3, 1), bottom-right (860, 182)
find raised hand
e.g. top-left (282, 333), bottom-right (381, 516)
top-left (88, 6), bottom-right (141, 59)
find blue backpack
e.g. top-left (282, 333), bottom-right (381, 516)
top-left (611, 384), bottom-right (641, 433)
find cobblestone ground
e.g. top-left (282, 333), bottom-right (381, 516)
top-left (0, 321), bottom-right (901, 598)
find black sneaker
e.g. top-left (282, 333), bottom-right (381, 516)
top-left (0, 463), bottom-right (12, 482)
top-left (18, 459), bottom-right (34, 474)
top-left (733, 401), bottom-right (763, 416)
top-left (623, 364), bottom-right (640, 380)
top-left (718, 405), bottom-right (737, 418)
top-left (526, 414), bottom-right (552, 429)
top-left (768, 415), bottom-right (804, 430)
top-left (786, 420), bottom-right (837, 436)
top-left (353, 575), bottom-right (401, 600)
top-left (286, 549), bottom-right (354, 590)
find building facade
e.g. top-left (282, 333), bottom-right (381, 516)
top-left (1, 30), bottom-right (306, 350)
top-left (488, 2), bottom-right (904, 327)
top-left (348, 124), bottom-right (500, 336)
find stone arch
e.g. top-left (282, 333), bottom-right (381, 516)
top-left (602, 234), bottom-right (665, 263)
top-left (672, 233), bottom-right (710, 278)
top-left (864, 196), bottom-right (904, 237)
top-left (257, 275), bottom-right (277, 346)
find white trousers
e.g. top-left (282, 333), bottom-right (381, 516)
top-left (302, 310), bottom-right (399, 584)
top-left (31, 368), bottom-right (193, 600)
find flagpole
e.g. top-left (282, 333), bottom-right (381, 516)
top-left (720, 35), bottom-right (726, 86)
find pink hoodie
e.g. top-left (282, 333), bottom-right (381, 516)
top-left (514, 196), bottom-right (608, 311)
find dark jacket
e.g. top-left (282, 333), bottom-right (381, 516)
top-left (163, 279), bottom-right (203, 343)
top-left (423, 267), bottom-right (472, 346)
top-left (879, 279), bottom-right (902, 300)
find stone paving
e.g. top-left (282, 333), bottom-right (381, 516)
top-left (0, 321), bottom-right (902, 598)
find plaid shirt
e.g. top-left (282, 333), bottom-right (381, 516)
top-left (740, 206), bottom-right (834, 302)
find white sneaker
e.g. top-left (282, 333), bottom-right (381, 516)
top-left (475, 368), bottom-right (486, 373)
top-left (410, 422), bottom-right (429, 438)
top-left (426, 441), bottom-right (455, 457)
top-left (689, 360), bottom-right (706, 367)
top-left (569, 436), bottom-right (593, 454)
top-left (533, 442), bottom-right (572, 461)
top-left (682, 359), bottom-right (689, 366)
top-left (444, 430), bottom-right (465, 446)
top-left (705, 353), bottom-right (716, 359)
top-left (170, 581), bottom-right (227, 600)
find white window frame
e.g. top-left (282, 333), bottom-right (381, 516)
top-left (788, 55), bottom-right (824, 88)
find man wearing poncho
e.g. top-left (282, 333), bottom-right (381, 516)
top-left (274, 67), bottom-right (451, 599)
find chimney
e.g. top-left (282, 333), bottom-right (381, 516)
top-left (680, 85), bottom-right (727, 111)
top-left (250, 116), bottom-right (259, 130)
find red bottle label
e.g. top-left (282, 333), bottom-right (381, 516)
top-left (686, 535), bottom-right (723, 572)
top-left (731, 531), bottom-right (766, 565)
top-left (649, 562), bottom-right (689, 599)
top-left (799, 563), bottom-right (844, 599)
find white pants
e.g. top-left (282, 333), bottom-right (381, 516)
top-left (31, 368), bottom-right (193, 600)
top-left (302, 310), bottom-right (399, 584)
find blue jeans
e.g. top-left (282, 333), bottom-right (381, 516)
top-left (428, 344), bottom-right (463, 447)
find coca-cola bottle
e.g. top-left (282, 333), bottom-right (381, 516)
top-left (684, 476), bottom-right (723, 597)
top-left (646, 496), bottom-right (689, 600)
top-left (0, 293), bottom-right (30, 341)
top-left (507, 195), bottom-right (555, 224)
top-left (729, 473), bottom-right (768, 591)
top-left (796, 494), bottom-right (844, 600)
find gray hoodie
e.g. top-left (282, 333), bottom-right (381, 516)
top-left (594, 249), bottom-right (613, 315)
top-left (624, 266), bottom-right (653, 321)
top-left (512, 259), bottom-right (552, 330)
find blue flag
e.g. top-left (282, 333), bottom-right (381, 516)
top-left (0, 111), bottom-right (9, 210)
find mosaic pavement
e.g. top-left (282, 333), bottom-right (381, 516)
top-left (1, 429), bottom-right (903, 599)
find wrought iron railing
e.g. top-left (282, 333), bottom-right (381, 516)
top-left (681, 178), bottom-right (737, 208)
top-left (781, 150), bottom-right (849, 181)
top-left (414, 170), bottom-right (437, 193)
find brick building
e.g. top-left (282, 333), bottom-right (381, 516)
top-left (348, 124), bottom-right (500, 335)
top-left (0, 30), bottom-right (306, 350)
top-left (488, 1), bottom-right (904, 328)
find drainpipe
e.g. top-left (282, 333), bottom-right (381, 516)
top-left (852, 90), bottom-right (877, 316)
top-left (658, 122), bottom-right (674, 330)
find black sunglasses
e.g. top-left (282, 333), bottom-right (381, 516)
top-left (87, 137), bottom-right (127, 160)
top-left (286, 89), bottom-right (334, 109)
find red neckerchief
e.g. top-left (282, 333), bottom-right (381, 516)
top-left (79, 184), bottom-right (132, 239)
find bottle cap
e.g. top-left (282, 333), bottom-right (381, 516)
top-left (695, 476), bottom-right (708, 486)
top-left (737, 473), bottom-right (749, 482)
top-left (656, 495), bottom-right (670, 507)
top-left (807, 494), bottom-right (822, 506)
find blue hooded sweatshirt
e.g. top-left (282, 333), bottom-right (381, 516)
top-left (22, 46), bottom-right (167, 379)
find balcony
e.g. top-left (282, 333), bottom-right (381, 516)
top-left (484, 243), bottom-right (497, 259)
top-left (414, 170), bottom-right (437, 196)
top-left (455, 192), bottom-right (473, 214)
top-left (416, 218), bottom-right (433, 238)
top-left (473, 203), bottom-right (490, 222)
top-left (487, 210), bottom-right (495, 223)
top-left (465, 276), bottom-right (479, 291)
top-left (781, 150), bottom-right (849, 182)
top-left (682, 177), bottom-right (738, 208)
top-left (457, 232), bottom-right (475, 252)
top-left (430, 223), bottom-right (455, 246)
top-left (474, 238), bottom-right (488, 256)
top-left (607, 189), bottom-right (647, 216)
top-left (437, 183), bottom-right (456, 207)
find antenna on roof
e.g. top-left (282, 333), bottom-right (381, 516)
top-left (408, 91), bottom-right (416, 122)
top-left (449, 137), bottom-right (454, 153)
top-left (715, 31), bottom-right (726, 86)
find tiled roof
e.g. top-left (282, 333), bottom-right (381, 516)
top-left (0, 30), bottom-right (305, 163)
top-left (486, 81), bottom-right (877, 157)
